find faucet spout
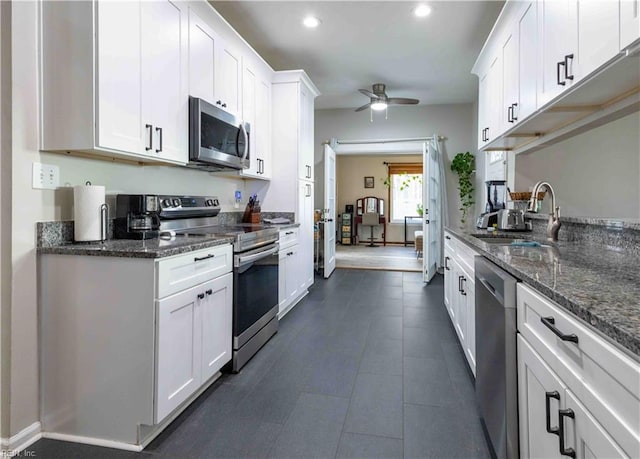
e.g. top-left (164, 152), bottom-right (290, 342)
top-left (528, 181), bottom-right (561, 242)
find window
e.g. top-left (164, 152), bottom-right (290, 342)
top-left (388, 164), bottom-right (422, 222)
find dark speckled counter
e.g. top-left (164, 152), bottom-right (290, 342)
top-left (37, 234), bottom-right (234, 259)
top-left (446, 227), bottom-right (640, 358)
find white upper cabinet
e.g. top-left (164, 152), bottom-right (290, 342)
top-left (298, 82), bottom-right (315, 181)
top-left (538, 0), bottom-right (578, 106)
top-left (620, 0), bottom-right (640, 50)
top-left (215, 42), bottom-right (242, 116)
top-left (575, 0), bottom-right (620, 80)
top-left (501, 1), bottom-right (537, 133)
top-left (188, 9), bottom-right (217, 103)
top-left (473, 0), bottom-right (638, 154)
top-left (41, 0), bottom-right (188, 164)
top-left (141, 0), bottom-right (187, 164)
top-left (239, 62), bottom-right (272, 180)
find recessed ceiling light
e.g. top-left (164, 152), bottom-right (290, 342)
top-left (413, 4), bottom-right (432, 17)
top-left (303, 16), bottom-right (321, 28)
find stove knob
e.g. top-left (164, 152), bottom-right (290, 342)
top-left (162, 199), bottom-right (172, 207)
top-left (206, 199), bottom-right (213, 206)
top-left (213, 199), bottom-right (219, 207)
top-left (173, 199), bottom-right (180, 207)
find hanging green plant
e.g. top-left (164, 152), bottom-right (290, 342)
top-left (450, 152), bottom-right (475, 226)
top-left (382, 172), bottom-right (422, 190)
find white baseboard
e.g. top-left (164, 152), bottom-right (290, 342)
top-left (0, 421), bottom-right (42, 454)
top-left (41, 433), bottom-right (143, 452)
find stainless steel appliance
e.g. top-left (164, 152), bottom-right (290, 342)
top-left (114, 194), bottom-right (161, 240)
top-left (158, 195), bottom-right (279, 372)
top-left (497, 209), bottom-right (529, 231)
top-left (475, 256), bottom-right (519, 459)
top-left (477, 180), bottom-right (507, 229)
top-left (188, 96), bottom-right (250, 171)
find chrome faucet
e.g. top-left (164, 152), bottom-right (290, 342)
top-left (528, 181), bottom-right (561, 242)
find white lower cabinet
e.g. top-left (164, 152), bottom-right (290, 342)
top-left (442, 231), bottom-right (478, 375)
top-left (40, 244), bottom-right (233, 448)
top-left (156, 273), bottom-right (232, 422)
top-left (517, 284), bottom-right (640, 459)
top-left (278, 227), bottom-right (304, 317)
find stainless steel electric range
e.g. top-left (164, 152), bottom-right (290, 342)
top-left (158, 195), bottom-right (279, 372)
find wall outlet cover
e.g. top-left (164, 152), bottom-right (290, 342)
top-left (32, 162), bottom-right (60, 190)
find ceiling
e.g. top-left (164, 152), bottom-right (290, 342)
top-left (210, 1), bottom-right (504, 110)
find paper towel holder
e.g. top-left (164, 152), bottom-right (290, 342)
top-left (100, 203), bottom-right (109, 242)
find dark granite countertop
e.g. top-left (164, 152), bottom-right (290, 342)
top-left (446, 227), bottom-right (640, 359)
top-left (37, 234), bottom-right (235, 259)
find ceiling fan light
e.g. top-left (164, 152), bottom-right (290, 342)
top-left (413, 4), bottom-right (432, 17)
top-left (371, 101), bottom-right (388, 111)
top-left (303, 16), bottom-right (321, 28)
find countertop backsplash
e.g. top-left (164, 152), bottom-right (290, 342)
top-left (37, 211), bottom-right (295, 247)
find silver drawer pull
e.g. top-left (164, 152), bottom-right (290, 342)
top-left (194, 254), bottom-right (215, 262)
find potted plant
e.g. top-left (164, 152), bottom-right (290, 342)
top-left (450, 152), bottom-right (475, 228)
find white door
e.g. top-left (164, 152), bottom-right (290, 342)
top-left (323, 144), bottom-right (337, 278)
top-left (422, 140), bottom-right (439, 282)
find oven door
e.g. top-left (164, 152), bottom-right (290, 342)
top-left (189, 96), bottom-right (250, 170)
top-left (233, 243), bottom-right (279, 348)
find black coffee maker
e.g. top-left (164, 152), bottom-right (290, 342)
top-left (476, 180), bottom-right (507, 229)
top-left (114, 194), bottom-right (160, 239)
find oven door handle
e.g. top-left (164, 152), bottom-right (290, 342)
top-left (236, 246), bottom-right (278, 267)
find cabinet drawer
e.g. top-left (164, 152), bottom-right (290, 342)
top-left (517, 283), bottom-right (640, 454)
top-left (157, 245), bottom-right (232, 299)
top-left (444, 231), bottom-right (456, 254)
top-left (456, 240), bottom-right (479, 275)
top-left (279, 227), bottom-right (299, 250)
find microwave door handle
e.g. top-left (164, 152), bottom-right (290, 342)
top-left (239, 123), bottom-right (249, 160)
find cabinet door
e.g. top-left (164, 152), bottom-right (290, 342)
top-left (621, 0), bottom-right (640, 50)
top-left (464, 276), bottom-right (476, 375)
top-left (502, 27), bottom-right (518, 132)
top-left (298, 181), bottom-right (315, 290)
top-left (156, 286), bottom-right (202, 423)
top-left (538, 0), bottom-right (578, 106)
top-left (141, 0), bottom-right (187, 164)
top-left (188, 9), bottom-right (216, 103)
top-left (443, 248), bottom-right (455, 319)
top-left (455, 263), bottom-right (468, 345)
top-left (256, 75), bottom-right (272, 179)
top-left (96, 1), bottom-right (145, 154)
top-left (518, 335), bottom-right (564, 459)
top-left (487, 53), bottom-right (503, 142)
top-left (215, 41), bottom-right (241, 116)
top-left (563, 389), bottom-right (630, 459)
top-left (518, 2), bottom-right (538, 121)
top-left (201, 273), bottom-right (233, 381)
top-left (576, 0), bottom-right (619, 80)
top-left (278, 247), bottom-right (299, 313)
top-left (241, 64), bottom-right (259, 176)
top-left (477, 71), bottom-right (490, 149)
top-left (298, 84), bottom-right (314, 181)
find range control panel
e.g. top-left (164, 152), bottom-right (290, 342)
top-left (157, 195), bottom-right (221, 218)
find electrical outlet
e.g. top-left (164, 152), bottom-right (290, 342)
top-left (32, 162), bottom-right (60, 189)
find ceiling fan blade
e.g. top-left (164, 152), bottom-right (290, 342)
top-left (359, 89), bottom-right (380, 99)
top-left (388, 97), bottom-right (419, 105)
top-left (355, 103), bottom-right (371, 112)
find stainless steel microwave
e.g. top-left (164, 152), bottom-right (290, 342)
top-left (188, 96), bottom-right (250, 171)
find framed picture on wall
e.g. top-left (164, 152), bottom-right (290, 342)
top-left (364, 176), bottom-right (375, 188)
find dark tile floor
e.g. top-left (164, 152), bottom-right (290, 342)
top-left (27, 270), bottom-right (490, 458)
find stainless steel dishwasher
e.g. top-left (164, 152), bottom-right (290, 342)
top-left (475, 256), bottom-right (519, 459)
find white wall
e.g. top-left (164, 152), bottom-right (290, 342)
top-left (515, 112), bottom-right (640, 218)
top-left (314, 104), bottom-right (476, 227)
top-left (5, 0), bottom-right (265, 438)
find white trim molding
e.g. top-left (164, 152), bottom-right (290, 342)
top-left (41, 433), bottom-right (143, 453)
top-left (0, 422), bottom-right (42, 455)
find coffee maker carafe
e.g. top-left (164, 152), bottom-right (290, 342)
top-left (114, 194), bottom-right (160, 239)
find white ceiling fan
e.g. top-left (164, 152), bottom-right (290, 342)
top-left (355, 83), bottom-right (420, 112)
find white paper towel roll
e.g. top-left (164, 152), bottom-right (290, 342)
top-left (74, 184), bottom-right (106, 242)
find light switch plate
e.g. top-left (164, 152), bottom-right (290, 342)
top-left (32, 162), bottom-right (60, 189)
